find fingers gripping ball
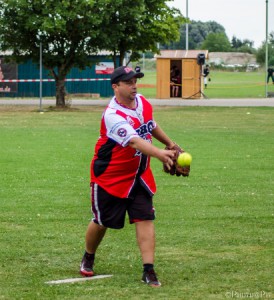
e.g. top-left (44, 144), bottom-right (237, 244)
top-left (177, 152), bottom-right (192, 167)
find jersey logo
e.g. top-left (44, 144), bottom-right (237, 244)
top-left (134, 120), bottom-right (154, 157)
top-left (135, 120), bottom-right (154, 138)
top-left (117, 128), bottom-right (127, 137)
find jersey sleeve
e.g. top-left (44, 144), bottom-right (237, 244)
top-left (104, 109), bottom-right (140, 147)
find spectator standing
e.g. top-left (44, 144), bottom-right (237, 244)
top-left (267, 67), bottom-right (274, 84)
top-left (203, 64), bottom-right (210, 88)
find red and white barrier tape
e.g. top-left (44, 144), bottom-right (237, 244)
top-left (0, 78), bottom-right (111, 82)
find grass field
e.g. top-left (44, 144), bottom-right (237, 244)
top-left (0, 106), bottom-right (273, 299)
top-left (137, 70), bottom-right (274, 99)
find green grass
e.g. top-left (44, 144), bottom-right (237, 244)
top-left (137, 70), bottom-right (274, 99)
top-left (204, 71), bottom-right (270, 98)
top-left (0, 106), bottom-right (273, 299)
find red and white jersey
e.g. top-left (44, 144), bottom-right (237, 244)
top-left (91, 94), bottom-right (157, 198)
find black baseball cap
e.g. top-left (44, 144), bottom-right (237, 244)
top-left (111, 66), bottom-right (144, 84)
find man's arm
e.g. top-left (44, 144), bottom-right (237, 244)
top-left (128, 136), bottom-right (174, 169)
top-left (151, 124), bottom-right (175, 148)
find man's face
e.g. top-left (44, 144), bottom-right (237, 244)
top-left (113, 78), bottom-right (137, 101)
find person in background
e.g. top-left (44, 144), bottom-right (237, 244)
top-left (170, 66), bottom-right (181, 97)
top-left (203, 64), bottom-right (210, 88)
top-left (267, 67), bottom-right (274, 84)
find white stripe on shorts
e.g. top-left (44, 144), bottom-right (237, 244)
top-left (93, 183), bottom-right (103, 226)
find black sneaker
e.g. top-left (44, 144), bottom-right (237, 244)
top-left (80, 255), bottom-right (94, 277)
top-left (142, 269), bottom-right (161, 287)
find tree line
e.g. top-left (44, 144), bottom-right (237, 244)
top-left (162, 20), bottom-right (274, 67)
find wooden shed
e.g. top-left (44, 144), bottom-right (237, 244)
top-left (155, 50), bottom-right (209, 99)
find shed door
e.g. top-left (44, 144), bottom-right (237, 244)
top-left (156, 59), bottom-right (170, 99)
top-left (182, 59), bottom-right (201, 98)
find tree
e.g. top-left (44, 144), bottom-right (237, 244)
top-left (231, 36), bottom-right (255, 54)
top-left (231, 36), bottom-right (243, 49)
top-left (0, 0), bottom-right (109, 107)
top-left (162, 20), bottom-right (226, 50)
top-left (256, 31), bottom-right (274, 65)
top-left (201, 32), bottom-right (231, 52)
top-left (97, 0), bottom-right (184, 66)
top-left (0, 0), bottom-right (184, 106)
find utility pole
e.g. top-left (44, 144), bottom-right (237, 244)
top-left (39, 42), bottom-right (43, 112)
top-left (265, 0), bottom-right (268, 98)
top-left (186, 0), bottom-right (189, 50)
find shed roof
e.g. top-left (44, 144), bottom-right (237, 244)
top-left (155, 50), bottom-right (209, 59)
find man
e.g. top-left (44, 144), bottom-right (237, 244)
top-left (267, 67), bottom-right (274, 84)
top-left (170, 66), bottom-right (181, 97)
top-left (80, 66), bottom-right (189, 287)
top-left (203, 64), bottom-right (210, 88)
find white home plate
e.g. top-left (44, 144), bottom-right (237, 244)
top-left (45, 275), bottom-right (113, 285)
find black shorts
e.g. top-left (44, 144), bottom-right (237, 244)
top-left (91, 182), bottom-right (155, 229)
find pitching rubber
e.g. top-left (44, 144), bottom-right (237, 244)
top-left (45, 274), bottom-right (113, 285)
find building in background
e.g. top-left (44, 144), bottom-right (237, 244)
top-left (0, 53), bottom-right (115, 98)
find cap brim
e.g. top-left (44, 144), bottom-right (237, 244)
top-left (111, 71), bottom-right (144, 84)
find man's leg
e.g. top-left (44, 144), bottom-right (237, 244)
top-left (135, 220), bottom-right (155, 264)
top-left (175, 86), bottom-right (179, 97)
top-left (80, 221), bottom-right (107, 277)
top-left (135, 220), bottom-right (161, 287)
top-left (85, 221), bottom-right (107, 254)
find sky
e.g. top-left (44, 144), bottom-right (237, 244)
top-left (167, 0), bottom-right (274, 48)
